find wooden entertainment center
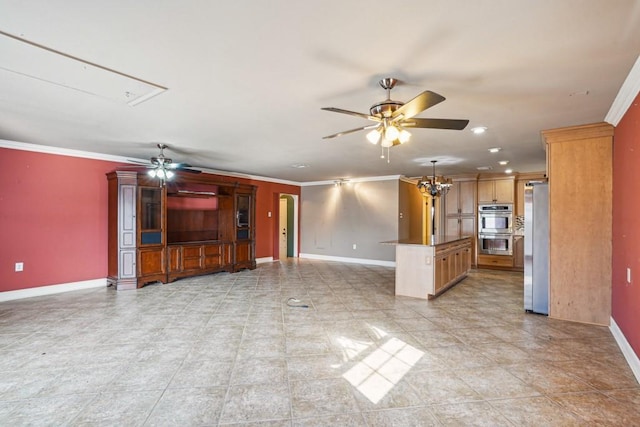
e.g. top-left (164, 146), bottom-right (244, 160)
top-left (107, 170), bottom-right (256, 290)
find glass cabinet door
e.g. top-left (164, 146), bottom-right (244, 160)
top-left (140, 187), bottom-right (163, 245)
top-left (236, 194), bottom-right (251, 239)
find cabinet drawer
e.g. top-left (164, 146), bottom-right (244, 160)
top-left (183, 246), bottom-right (203, 258)
top-left (477, 254), bottom-right (514, 267)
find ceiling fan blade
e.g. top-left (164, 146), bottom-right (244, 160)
top-left (322, 124), bottom-right (379, 139)
top-left (404, 118), bottom-right (469, 130)
top-left (321, 107), bottom-right (381, 122)
top-left (392, 90), bottom-right (446, 120)
top-left (167, 162), bottom-right (193, 169)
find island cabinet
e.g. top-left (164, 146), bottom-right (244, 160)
top-left (392, 236), bottom-right (471, 299)
top-left (107, 170), bottom-right (256, 290)
top-left (477, 177), bottom-right (515, 204)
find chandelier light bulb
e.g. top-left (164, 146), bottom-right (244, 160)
top-left (384, 124), bottom-right (399, 141)
top-left (366, 128), bottom-right (382, 144)
top-left (398, 129), bottom-right (411, 144)
top-left (381, 138), bottom-right (394, 148)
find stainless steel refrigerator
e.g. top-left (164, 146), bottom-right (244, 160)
top-left (524, 182), bottom-right (549, 315)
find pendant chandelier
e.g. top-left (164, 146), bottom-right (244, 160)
top-left (417, 160), bottom-right (452, 243)
top-left (417, 160), bottom-right (452, 197)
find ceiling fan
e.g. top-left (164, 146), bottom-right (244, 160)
top-left (322, 78), bottom-right (469, 160)
top-left (129, 143), bottom-right (201, 181)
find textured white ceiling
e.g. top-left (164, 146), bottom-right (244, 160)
top-left (1, 0), bottom-right (639, 182)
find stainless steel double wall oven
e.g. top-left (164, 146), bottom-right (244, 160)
top-left (478, 203), bottom-right (513, 255)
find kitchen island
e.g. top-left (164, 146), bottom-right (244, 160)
top-left (385, 236), bottom-right (472, 299)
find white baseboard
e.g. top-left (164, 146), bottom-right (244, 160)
top-left (0, 278), bottom-right (107, 302)
top-left (299, 253), bottom-right (396, 268)
top-left (256, 257), bottom-right (274, 264)
top-left (610, 316), bottom-right (640, 383)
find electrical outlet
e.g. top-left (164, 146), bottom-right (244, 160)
top-left (627, 267), bottom-right (632, 284)
top-left (15, 262), bottom-right (24, 272)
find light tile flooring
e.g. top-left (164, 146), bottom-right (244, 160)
top-left (1, 259), bottom-right (639, 426)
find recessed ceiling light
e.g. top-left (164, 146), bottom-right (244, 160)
top-left (471, 126), bottom-right (487, 134)
top-left (505, 169), bottom-right (513, 174)
top-left (498, 160), bottom-right (509, 165)
top-left (488, 147), bottom-right (501, 153)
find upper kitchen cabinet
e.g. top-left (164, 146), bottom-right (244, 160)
top-left (445, 179), bottom-right (477, 216)
top-left (477, 177), bottom-right (515, 204)
top-left (515, 172), bottom-right (546, 216)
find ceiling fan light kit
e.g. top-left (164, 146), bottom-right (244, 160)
top-left (322, 77), bottom-right (469, 162)
top-left (126, 143), bottom-right (201, 184)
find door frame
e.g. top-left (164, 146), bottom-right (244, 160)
top-left (273, 193), bottom-right (299, 260)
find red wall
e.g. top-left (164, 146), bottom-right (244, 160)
top-left (0, 147), bottom-right (300, 293)
top-left (612, 92), bottom-right (640, 357)
top-left (0, 148), bottom-right (123, 291)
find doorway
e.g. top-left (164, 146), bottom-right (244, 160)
top-left (278, 194), bottom-right (298, 259)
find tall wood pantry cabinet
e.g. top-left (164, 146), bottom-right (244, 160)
top-left (444, 179), bottom-right (477, 266)
top-left (107, 170), bottom-right (256, 290)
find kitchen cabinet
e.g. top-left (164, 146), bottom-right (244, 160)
top-left (445, 180), bottom-right (476, 216)
top-left (477, 253), bottom-right (514, 268)
top-left (542, 122), bottom-right (613, 326)
top-left (444, 179), bottom-right (477, 266)
top-left (513, 235), bottom-right (524, 270)
top-left (515, 173), bottom-right (546, 217)
top-left (477, 178), bottom-right (515, 204)
top-left (393, 236), bottom-right (471, 299)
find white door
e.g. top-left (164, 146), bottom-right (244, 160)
top-left (279, 198), bottom-right (288, 259)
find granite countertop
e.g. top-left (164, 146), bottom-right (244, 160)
top-left (382, 235), bottom-right (472, 247)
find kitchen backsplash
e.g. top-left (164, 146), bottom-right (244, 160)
top-left (515, 215), bottom-right (524, 231)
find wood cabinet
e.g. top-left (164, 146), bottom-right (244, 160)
top-left (542, 122), bottom-right (613, 326)
top-left (515, 173), bottom-right (546, 217)
top-left (444, 180), bottom-right (477, 266)
top-left (394, 237), bottom-right (471, 299)
top-left (107, 170), bottom-right (256, 290)
top-left (513, 235), bottom-right (524, 270)
top-left (445, 180), bottom-right (476, 216)
top-left (477, 253), bottom-right (514, 268)
top-left (477, 178), bottom-right (515, 204)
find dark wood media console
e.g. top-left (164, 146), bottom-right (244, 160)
top-left (107, 170), bottom-right (256, 290)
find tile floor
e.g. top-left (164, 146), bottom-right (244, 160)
top-left (0, 259), bottom-right (639, 426)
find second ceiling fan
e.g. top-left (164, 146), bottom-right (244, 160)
top-left (322, 78), bottom-right (469, 159)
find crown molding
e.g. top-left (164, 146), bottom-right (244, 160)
top-left (605, 54), bottom-right (640, 126)
top-left (0, 139), bottom-right (301, 186)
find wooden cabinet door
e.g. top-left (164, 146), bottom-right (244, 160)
top-left (516, 180), bottom-right (526, 216)
top-left (445, 184), bottom-right (460, 216)
top-left (458, 181), bottom-right (477, 215)
top-left (182, 245), bottom-right (203, 270)
top-left (138, 247), bottom-right (166, 277)
top-left (445, 217), bottom-right (460, 237)
top-left (477, 180), bottom-right (495, 203)
top-left (494, 179), bottom-right (514, 203)
top-left (513, 236), bottom-right (524, 269)
top-left (168, 246), bottom-right (182, 273)
top-left (203, 244), bottom-right (222, 269)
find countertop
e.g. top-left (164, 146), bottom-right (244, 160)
top-left (382, 235), bottom-right (472, 247)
